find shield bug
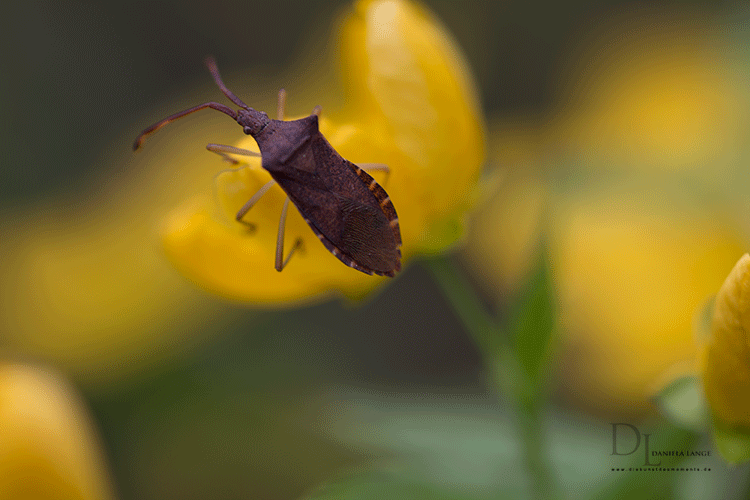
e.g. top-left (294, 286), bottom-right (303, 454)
top-left (134, 57), bottom-right (402, 277)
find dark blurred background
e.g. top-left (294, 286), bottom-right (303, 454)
top-left (1, 0), bottom-right (641, 203)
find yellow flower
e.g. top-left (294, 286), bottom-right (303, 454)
top-left (550, 11), bottom-right (746, 173)
top-left (160, 0), bottom-right (485, 304)
top-left (702, 253), bottom-right (750, 428)
top-left (0, 363), bottom-right (116, 500)
top-left (462, 9), bottom-right (750, 418)
top-left (463, 118), bottom-right (547, 300)
top-left (0, 110), bottom-right (240, 386)
top-left (550, 187), bottom-right (745, 417)
top-left (545, 12), bottom-right (750, 417)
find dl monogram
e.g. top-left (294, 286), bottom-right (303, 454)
top-left (610, 423), bottom-right (662, 466)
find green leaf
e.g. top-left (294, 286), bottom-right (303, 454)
top-left (318, 389), bottom-right (644, 500)
top-left (506, 248), bottom-right (555, 399)
top-left (319, 394), bottom-right (530, 497)
top-left (654, 376), bottom-right (710, 432)
top-left (713, 420), bottom-right (750, 464)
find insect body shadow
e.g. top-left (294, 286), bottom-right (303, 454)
top-left (134, 57), bottom-right (402, 277)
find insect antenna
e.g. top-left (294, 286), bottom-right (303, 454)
top-left (133, 102), bottom-right (239, 150)
top-left (204, 56), bottom-right (252, 110)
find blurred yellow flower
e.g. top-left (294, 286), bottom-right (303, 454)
top-left (160, 0), bottom-right (485, 304)
top-left (463, 8), bottom-right (750, 418)
top-left (463, 118), bottom-right (547, 301)
top-left (701, 253), bottom-right (750, 428)
top-left (0, 109), bottom-right (240, 387)
top-left (550, 10), bottom-right (747, 173)
top-left (0, 363), bottom-right (115, 500)
top-left (550, 187), bottom-right (745, 417)
top-left (545, 11), bottom-right (750, 417)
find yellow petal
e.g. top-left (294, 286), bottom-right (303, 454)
top-left (702, 253), bottom-right (750, 428)
top-left (0, 363), bottom-right (115, 500)
top-left (340, 0), bottom-right (485, 251)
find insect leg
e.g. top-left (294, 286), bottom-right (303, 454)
top-left (206, 143), bottom-right (261, 164)
top-left (312, 105), bottom-right (322, 117)
top-left (275, 197), bottom-right (303, 272)
top-left (235, 179), bottom-right (277, 228)
top-left (277, 89), bottom-right (286, 121)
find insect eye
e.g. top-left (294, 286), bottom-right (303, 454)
top-left (243, 126), bottom-right (252, 135)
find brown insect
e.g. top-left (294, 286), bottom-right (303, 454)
top-left (134, 57), bottom-right (402, 277)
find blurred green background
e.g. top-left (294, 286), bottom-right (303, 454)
top-left (4, 1), bottom-right (750, 499)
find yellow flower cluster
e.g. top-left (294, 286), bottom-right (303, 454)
top-left (464, 10), bottom-right (748, 417)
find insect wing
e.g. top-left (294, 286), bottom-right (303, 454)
top-left (257, 118), bottom-right (401, 276)
top-left (270, 158), bottom-right (401, 276)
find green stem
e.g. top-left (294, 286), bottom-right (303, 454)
top-left (519, 398), bottom-right (556, 500)
top-left (423, 255), bottom-right (511, 388)
top-left (424, 254), bottom-right (557, 500)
